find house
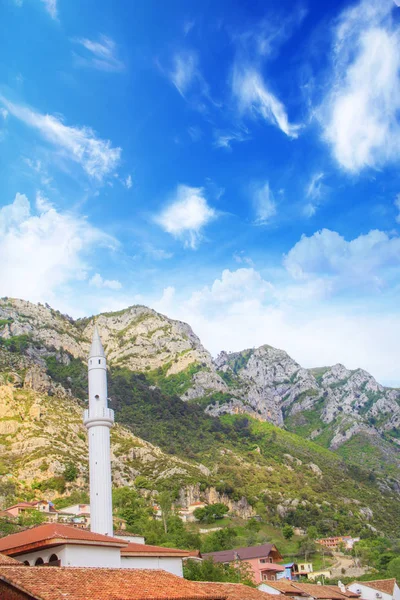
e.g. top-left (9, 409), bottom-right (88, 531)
top-left (258, 581), bottom-right (360, 600)
top-left (0, 522), bottom-right (193, 576)
top-left (0, 566), bottom-right (227, 600)
top-left (4, 501), bottom-right (59, 523)
top-left (121, 541), bottom-right (194, 577)
top-left (0, 522), bottom-right (127, 568)
top-left (316, 536), bottom-right (360, 551)
top-left (307, 569), bottom-right (332, 581)
top-left (276, 562), bottom-right (313, 581)
top-left (348, 579), bottom-right (400, 600)
top-left (203, 543), bottom-right (284, 584)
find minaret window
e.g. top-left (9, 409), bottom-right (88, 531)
top-left (99, 359), bottom-right (101, 364)
top-left (95, 395), bottom-right (99, 400)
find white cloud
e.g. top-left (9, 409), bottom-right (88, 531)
top-left (89, 273), bottom-right (122, 290)
top-left (169, 51), bottom-right (198, 97)
top-left (0, 96), bottom-right (121, 181)
top-left (35, 190), bottom-right (53, 212)
top-left (253, 181), bottom-right (277, 224)
top-left (41, 0), bottom-right (57, 19)
top-left (232, 65), bottom-right (300, 138)
top-left (395, 194), bottom-right (400, 223)
top-left (0, 193), bottom-right (116, 304)
top-left (214, 128), bottom-right (249, 150)
top-left (73, 35), bottom-right (124, 72)
top-left (0, 109), bottom-right (8, 120)
top-left (284, 228), bottom-right (400, 290)
top-left (321, 0), bottom-right (400, 172)
top-left (151, 266), bottom-right (400, 386)
top-left (303, 172), bottom-right (325, 217)
top-left (124, 174), bottom-right (132, 189)
top-left (154, 184), bottom-right (216, 249)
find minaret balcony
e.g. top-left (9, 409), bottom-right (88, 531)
top-left (83, 407), bottom-right (114, 428)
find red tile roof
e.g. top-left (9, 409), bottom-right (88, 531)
top-left (200, 582), bottom-right (278, 600)
top-left (291, 583), bottom-right (349, 599)
top-left (121, 542), bottom-right (192, 557)
top-left (354, 580), bottom-right (397, 595)
top-left (0, 553), bottom-right (23, 566)
top-left (203, 543), bottom-right (282, 563)
top-left (0, 567), bottom-right (227, 600)
top-left (0, 523), bottom-right (128, 556)
top-left (260, 581), bottom-right (308, 595)
top-left (259, 564), bottom-right (285, 572)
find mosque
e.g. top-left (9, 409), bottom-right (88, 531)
top-left (0, 327), bottom-right (191, 575)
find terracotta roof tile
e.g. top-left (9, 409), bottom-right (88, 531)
top-left (292, 583), bottom-right (349, 599)
top-left (0, 566), bottom-right (227, 600)
top-left (0, 523), bottom-right (127, 556)
top-left (260, 581), bottom-right (308, 595)
top-left (203, 544), bottom-right (282, 563)
top-left (0, 553), bottom-right (23, 566)
top-left (121, 542), bottom-right (192, 557)
top-left (200, 582), bottom-right (278, 600)
top-left (354, 580), bottom-right (397, 595)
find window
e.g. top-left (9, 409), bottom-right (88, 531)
top-left (98, 359), bottom-right (101, 364)
top-left (23, 561), bottom-right (30, 566)
top-left (35, 557), bottom-right (44, 566)
top-left (49, 554), bottom-right (60, 566)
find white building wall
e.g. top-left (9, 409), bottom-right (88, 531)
top-left (15, 545), bottom-right (68, 566)
top-left (63, 544), bottom-right (121, 567)
top-left (257, 583), bottom-right (281, 595)
top-left (114, 534), bottom-right (145, 544)
top-left (348, 584), bottom-right (392, 600)
top-left (121, 556), bottom-right (183, 577)
top-left (14, 544), bottom-right (121, 568)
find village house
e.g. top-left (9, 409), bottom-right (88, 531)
top-left (203, 543), bottom-right (284, 584)
top-left (3, 501), bottom-right (58, 522)
top-left (0, 565), bottom-right (227, 600)
top-left (0, 523), bottom-right (192, 575)
top-left (258, 580), bottom-right (361, 600)
top-left (277, 562), bottom-right (314, 581)
top-left (316, 536), bottom-right (360, 551)
top-left (348, 580), bottom-right (400, 600)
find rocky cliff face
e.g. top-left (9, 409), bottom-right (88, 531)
top-left (1, 297), bottom-right (399, 456)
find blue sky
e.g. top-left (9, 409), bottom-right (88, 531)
top-left (1, 0), bottom-right (400, 385)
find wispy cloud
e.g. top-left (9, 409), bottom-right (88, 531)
top-left (89, 273), bottom-right (122, 290)
top-left (124, 174), bottom-right (133, 189)
top-left (320, 0), bottom-right (400, 172)
top-left (232, 66), bottom-right (300, 138)
top-left (73, 35), bottom-right (124, 72)
top-left (155, 184), bottom-right (216, 249)
top-left (395, 194), bottom-right (400, 223)
top-left (252, 181), bottom-right (277, 224)
top-left (41, 0), bottom-right (57, 19)
top-left (214, 127), bottom-right (249, 150)
top-left (303, 172), bottom-right (325, 217)
top-left (1, 96), bottom-right (121, 181)
top-left (169, 51), bottom-right (199, 97)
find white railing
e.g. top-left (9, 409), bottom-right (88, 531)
top-left (83, 407), bottom-right (114, 423)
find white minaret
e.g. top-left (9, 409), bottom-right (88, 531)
top-left (83, 325), bottom-right (114, 536)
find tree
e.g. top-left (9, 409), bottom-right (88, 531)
top-left (18, 510), bottom-right (46, 527)
top-left (298, 538), bottom-right (317, 561)
top-left (63, 463), bottom-right (78, 482)
top-left (201, 527), bottom-right (238, 553)
top-left (193, 503), bottom-right (229, 524)
top-left (307, 526), bottom-right (318, 540)
top-left (184, 558), bottom-right (255, 586)
top-left (387, 557), bottom-right (400, 581)
top-left (283, 524), bottom-right (294, 540)
top-left (159, 491), bottom-right (172, 534)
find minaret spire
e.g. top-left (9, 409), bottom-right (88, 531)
top-left (83, 324), bottom-right (114, 536)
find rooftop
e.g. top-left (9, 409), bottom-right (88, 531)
top-left (0, 567), bottom-right (227, 600)
top-left (203, 543), bottom-right (281, 563)
top-left (121, 542), bottom-right (193, 557)
top-left (352, 580), bottom-right (397, 595)
top-left (0, 523), bottom-right (128, 556)
top-left (200, 582), bottom-right (279, 600)
top-left (0, 553), bottom-right (23, 566)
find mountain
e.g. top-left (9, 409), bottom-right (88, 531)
top-left (0, 297), bottom-right (399, 537)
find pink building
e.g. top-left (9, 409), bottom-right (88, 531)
top-left (203, 543), bottom-right (284, 584)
